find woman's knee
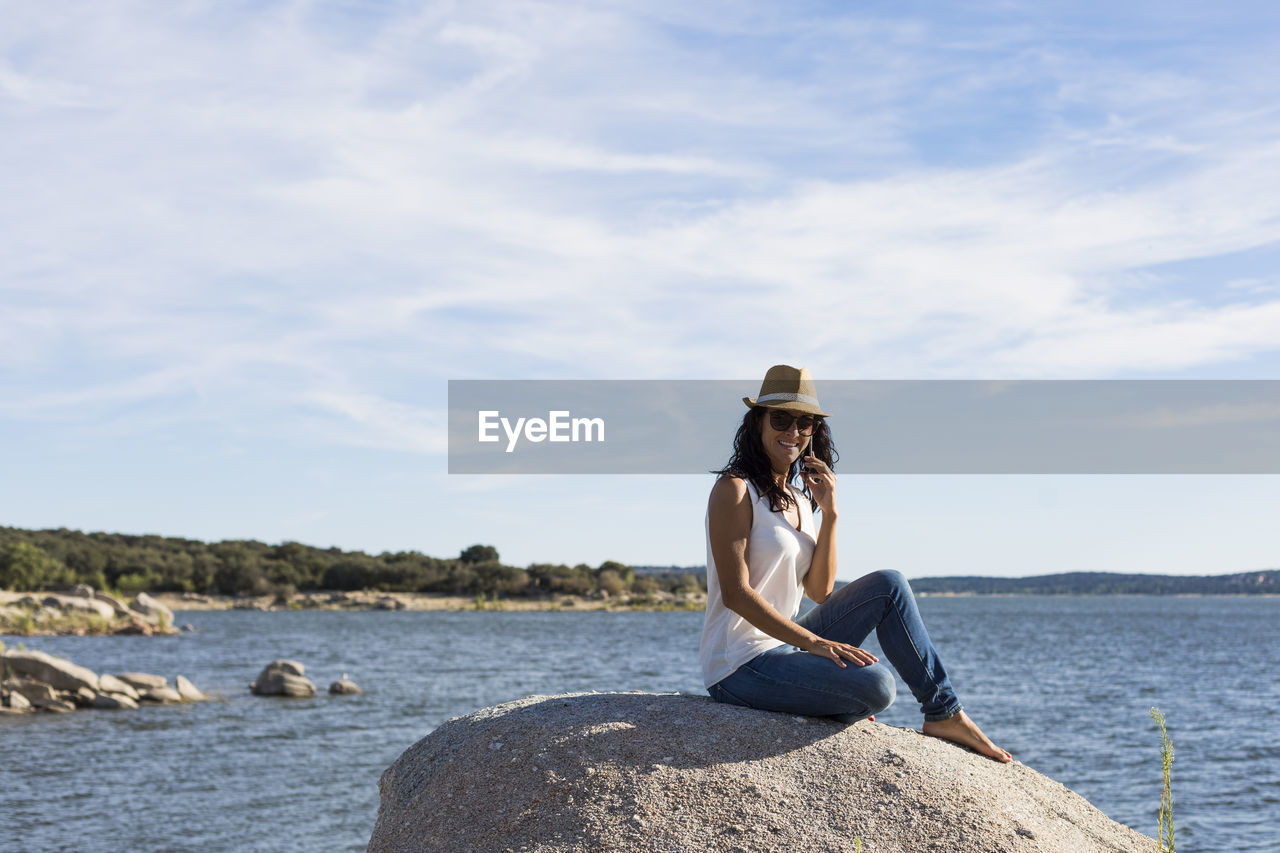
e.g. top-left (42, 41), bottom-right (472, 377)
top-left (833, 663), bottom-right (896, 716)
top-left (866, 569), bottom-right (909, 596)
top-left (865, 665), bottom-right (897, 714)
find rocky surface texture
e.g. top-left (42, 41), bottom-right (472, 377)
top-left (369, 692), bottom-right (1159, 853)
top-left (1, 648), bottom-right (210, 715)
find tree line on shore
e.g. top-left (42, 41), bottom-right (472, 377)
top-left (909, 570), bottom-right (1279, 595)
top-left (0, 526), bottom-right (706, 600)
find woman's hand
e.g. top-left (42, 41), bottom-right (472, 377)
top-left (805, 637), bottom-right (878, 668)
top-left (802, 452), bottom-right (837, 516)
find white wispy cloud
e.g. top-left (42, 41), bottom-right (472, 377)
top-left (4, 0), bottom-right (1280, 456)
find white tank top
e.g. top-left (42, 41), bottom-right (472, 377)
top-left (699, 479), bottom-right (816, 688)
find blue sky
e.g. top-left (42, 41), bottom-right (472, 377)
top-left (3, 1), bottom-right (1279, 577)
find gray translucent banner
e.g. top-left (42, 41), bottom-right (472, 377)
top-left (448, 380), bottom-right (1280, 474)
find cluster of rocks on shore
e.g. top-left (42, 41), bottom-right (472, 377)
top-left (1, 650), bottom-right (363, 714)
top-left (0, 586), bottom-right (181, 636)
top-left (224, 591), bottom-right (410, 611)
top-left (0, 648), bottom-right (209, 714)
top-left (170, 589), bottom-right (706, 612)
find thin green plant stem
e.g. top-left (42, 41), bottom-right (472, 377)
top-left (1149, 707), bottom-right (1175, 852)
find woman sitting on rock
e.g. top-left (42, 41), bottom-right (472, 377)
top-left (700, 364), bottom-right (1011, 762)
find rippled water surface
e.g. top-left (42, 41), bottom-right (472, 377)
top-left (3, 597), bottom-right (1277, 852)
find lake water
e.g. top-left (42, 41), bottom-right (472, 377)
top-left (2, 597), bottom-right (1277, 852)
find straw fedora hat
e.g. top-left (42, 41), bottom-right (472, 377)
top-left (743, 365), bottom-right (830, 417)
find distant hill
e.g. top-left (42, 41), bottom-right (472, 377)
top-left (907, 570), bottom-right (1280, 596)
top-left (638, 566), bottom-right (1280, 596)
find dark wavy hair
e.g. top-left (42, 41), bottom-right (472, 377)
top-left (711, 406), bottom-right (838, 513)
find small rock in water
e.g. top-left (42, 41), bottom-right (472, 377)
top-left (251, 661), bottom-right (316, 697)
top-left (329, 678), bottom-right (362, 695)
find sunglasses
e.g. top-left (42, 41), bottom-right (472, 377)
top-left (767, 410), bottom-right (821, 435)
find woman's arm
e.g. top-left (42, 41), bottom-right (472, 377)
top-left (709, 476), bottom-right (873, 668)
top-left (708, 476), bottom-right (822, 650)
top-left (801, 454), bottom-right (837, 604)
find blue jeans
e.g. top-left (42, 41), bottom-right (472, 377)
top-left (707, 570), bottom-right (963, 724)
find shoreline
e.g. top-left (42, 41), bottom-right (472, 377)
top-left (150, 590), bottom-right (709, 613)
top-left (1, 589), bottom-right (709, 624)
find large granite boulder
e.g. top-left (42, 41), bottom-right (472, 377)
top-left (129, 592), bottom-right (174, 626)
top-left (368, 692), bottom-right (1159, 853)
top-left (40, 594), bottom-right (117, 620)
top-left (93, 591), bottom-right (133, 617)
top-left (2, 649), bottom-right (100, 692)
top-left (251, 660), bottom-right (316, 697)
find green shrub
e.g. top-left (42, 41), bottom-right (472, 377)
top-left (0, 542), bottom-right (75, 590)
top-left (597, 569), bottom-right (628, 597)
top-left (114, 572), bottom-right (153, 596)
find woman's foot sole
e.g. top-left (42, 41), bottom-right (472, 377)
top-left (921, 710), bottom-right (1012, 763)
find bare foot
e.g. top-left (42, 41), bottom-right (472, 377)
top-left (922, 710), bottom-right (1012, 763)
